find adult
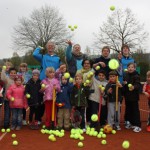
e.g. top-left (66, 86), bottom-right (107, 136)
top-left (33, 41), bottom-right (61, 80)
top-left (117, 44), bottom-right (135, 83)
top-left (65, 40), bottom-right (87, 77)
top-left (93, 46), bottom-right (111, 80)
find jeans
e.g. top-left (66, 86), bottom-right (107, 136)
top-left (4, 100), bottom-right (11, 128)
top-left (11, 108), bottom-right (23, 127)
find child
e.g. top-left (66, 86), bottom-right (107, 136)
top-left (18, 63), bottom-right (32, 125)
top-left (104, 71), bottom-right (123, 130)
top-left (88, 70), bottom-right (108, 128)
top-left (3, 61), bottom-right (14, 77)
top-left (56, 75), bottom-right (73, 130)
top-left (6, 75), bottom-right (27, 130)
top-left (70, 73), bottom-right (90, 132)
top-left (0, 72), bottom-right (4, 106)
top-left (123, 62), bottom-right (141, 132)
top-left (143, 71), bottom-right (150, 132)
top-left (41, 67), bottom-right (60, 129)
top-left (25, 69), bottom-right (43, 129)
top-left (1, 67), bottom-right (17, 129)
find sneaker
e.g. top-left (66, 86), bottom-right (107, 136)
top-left (133, 127), bottom-right (142, 133)
top-left (38, 121), bottom-right (41, 125)
top-left (22, 120), bottom-right (27, 125)
top-left (16, 126), bottom-right (21, 130)
top-left (116, 126), bottom-right (121, 131)
top-left (82, 128), bottom-right (86, 133)
top-left (146, 126), bottom-right (150, 132)
top-left (125, 121), bottom-right (132, 129)
top-left (11, 126), bottom-right (15, 130)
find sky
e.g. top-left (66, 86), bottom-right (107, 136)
top-left (0, 0), bottom-right (150, 59)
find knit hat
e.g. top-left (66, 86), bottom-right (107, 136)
top-left (32, 69), bottom-right (40, 76)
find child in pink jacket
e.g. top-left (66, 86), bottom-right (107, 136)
top-left (41, 67), bottom-right (60, 129)
top-left (6, 75), bottom-right (27, 130)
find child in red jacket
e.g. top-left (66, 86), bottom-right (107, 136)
top-left (143, 71), bottom-right (150, 132)
top-left (6, 75), bottom-right (27, 130)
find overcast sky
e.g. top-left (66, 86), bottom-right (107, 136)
top-left (0, 0), bottom-right (150, 59)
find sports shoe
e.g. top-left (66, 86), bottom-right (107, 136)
top-left (82, 128), bottom-right (86, 132)
top-left (22, 120), bottom-right (27, 125)
top-left (146, 126), bottom-right (150, 132)
top-left (115, 126), bottom-right (121, 131)
top-left (125, 121), bottom-right (132, 129)
top-left (133, 127), bottom-right (142, 132)
top-left (16, 126), bottom-right (21, 130)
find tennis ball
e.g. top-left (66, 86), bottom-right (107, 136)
top-left (6, 128), bottom-right (11, 132)
top-left (85, 80), bottom-right (90, 84)
top-left (42, 125), bottom-right (46, 129)
top-left (128, 84), bottom-right (132, 88)
top-left (89, 72), bottom-right (94, 76)
top-left (1, 128), bottom-right (5, 133)
top-left (93, 131), bottom-right (98, 136)
top-left (100, 128), bottom-right (104, 132)
top-left (68, 25), bottom-right (72, 28)
top-left (110, 6), bottom-right (115, 11)
top-left (99, 131), bottom-right (103, 135)
top-left (101, 87), bottom-right (105, 91)
top-left (78, 142), bottom-right (83, 147)
top-left (70, 134), bottom-right (74, 138)
top-left (91, 114), bottom-right (98, 122)
top-left (12, 140), bottom-right (18, 146)
top-left (3, 66), bottom-right (6, 70)
top-left (41, 129), bottom-right (46, 134)
top-left (102, 134), bottom-right (106, 138)
top-left (101, 140), bottom-right (107, 145)
top-left (108, 59), bottom-right (119, 70)
top-left (122, 141), bottom-right (130, 149)
top-left (41, 84), bottom-right (46, 88)
top-left (11, 134), bottom-right (16, 138)
top-left (99, 85), bottom-right (102, 89)
top-left (112, 130), bottom-right (116, 134)
top-left (64, 72), bottom-right (70, 79)
top-left (124, 69), bottom-right (128, 72)
top-left (79, 136), bottom-right (84, 140)
top-left (95, 66), bottom-right (100, 70)
top-left (74, 25), bottom-right (78, 29)
top-left (71, 27), bottom-right (74, 31)
top-left (69, 77), bottom-right (74, 83)
top-left (97, 134), bottom-right (101, 138)
top-left (11, 97), bottom-right (15, 101)
top-left (61, 129), bottom-right (64, 133)
top-left (26, 94), bottom-right (31, 98)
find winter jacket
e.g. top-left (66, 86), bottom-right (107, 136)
top-left (94, 56), bottom-right (111, 80)
top-left (89, 77), bottom-right (107, 104)
top-left (104, 82), bottom-right (123, 103)
top-left (17, 72), bottom-right (32, 84)
top-left (123, 71), bottom-right (141, 101)
top-left (41, 78), bottom-right (60, 102)
top-left (70, 84), bottom-right (90, 107)
top-left (6, 84), bottom-right (27, 108)
top-left (25, 78), bottom-right (43, 106)
top-left (56, 83), bottom-right (73, 109)
top-left (33, 47), bottom-right (61, 80)
top-left (143, 82), bottom-right (150, 101)
top-left (66, 45), bottom-right (87, 77)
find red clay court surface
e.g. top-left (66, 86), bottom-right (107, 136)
top-left (0, 94), bottom-right (150, 150)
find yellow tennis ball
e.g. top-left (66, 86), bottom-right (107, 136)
top-left (41, 84), bottom-right (46, 88)
top-left (68, 25), bottom-right (72, 28)
top-left (69, 77), bottom-right (74, 83)
top-left (12, 140), bottom-right (18, 146)
top-left (95, 66), bottom-right (100, 70)
top-left (122, 141), bottom-right (130, 149)
top-left (74, 25), bottom-right (78, 29)
top-left (108, 59), bottom-right (119, 70)
top-left (101, 140), bottom-right (107, 145)
top-left (3, 66), bottom-right (6, 70)
top-left (64, 72), bottom-right (70, 79)
top-left (110, 6), bottom-right (115, 11)
top-left (26, 94), bottom-right (31, 98)
top-left (85, 80), bottom-right (90, 84)
top-left (78, 142), bottom-right (83, 147)
top-left (91, 114), bottom-right (98, 122)
top-left (128, 84), bottom-right (132, 88)
top-left (112, 130), bottom-right (116, 134)
top-left (124, 69), bottom-right (128, 72)
top-left (11, 97), bottom-right (15, 101)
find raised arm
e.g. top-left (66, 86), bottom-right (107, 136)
top-left (33, 47), bottom-right (43, 62)
top-left (65, 40), bottom-right (73, 62)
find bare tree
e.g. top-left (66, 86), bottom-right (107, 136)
top-left (12, 5), bottom-right (71, 53)
top-left (94, 8), bottom-right (148, 53)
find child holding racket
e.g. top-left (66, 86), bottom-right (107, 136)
top-left (6, 75), bottom-right (27, 130)
top-left (143, 70), bottom-right (150, 132)
top-left (41, 67), bottom-right (60, 130)
top-left (25, 69), bottom-right (43, 129)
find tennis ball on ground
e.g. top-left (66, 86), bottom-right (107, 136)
top-left (26, 94), bottom-right (31, 98)
top-left (108, 59), bottom-right (119, 70)
top-left (79, 136), bottom-right (84, 140)
top-left (6, 128), bottom-right (11, 132)
top-left (128, 84), bottom-right (132, 88)
top-left (78, 142), bottom-right (84, 147)
top-left (11, 97), bottom-right (15, 101)
top-left (110, 6), bottom-right (115, 11)
top-left (101, 140), bottom-right (107, 145)
top-left (61, 129), bottom-right (64, 133)
top-left (69, 77), bottom-right (74, 83)
top-left (1, 128), bottom-right (5, 132)
top-left (42, 125), bottom-right (46, 129)
top-left (2, 66), bottom-right (6, 70)
top-left (41, 84), bottom-right (46, 88)
top-left (95, 66), bottom-right (100, 70)
top-left (102, 134), bottom-right (106, 138)
top-left (64, 72), bottom-right (70, 79)
top-left (41, 129), bottom-right (46, 134)
top-left (122, 140), bottom-right (130, 149)
top-left (11, 134), bottom-right (16, 138)
top-left (97, 134), bottom-right (101, 138)
top-left (111, 130), bottom-right (116, 134)
top-left (68, 25), bottom-right (72, 28)
top-left (12, 140), bottom-right (18, 146)
top-left (91, 114), bottom-right (98, 122)
top-left (74, 25), bottom-right (78, 29)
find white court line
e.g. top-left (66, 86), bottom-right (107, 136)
top-left (0, 132), bottom-right (7, 141)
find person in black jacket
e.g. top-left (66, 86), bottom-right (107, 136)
top-left (123, 62), bottom-right (141, 132)
top-left (93, 46), bottom-right (112, 80)
top-left (25, 69), bottom-right (43, 129)
top-left (104, 71), bottom-right (123, 130)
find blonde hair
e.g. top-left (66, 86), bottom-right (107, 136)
top-left (75, 73), bottom-right (83, 80)
top-left (146, 71), bottom-right (150, 77)
top-left (20, 63), bottom-right (27, 67)
top-left (45, 67), bottom-right (55, 77)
